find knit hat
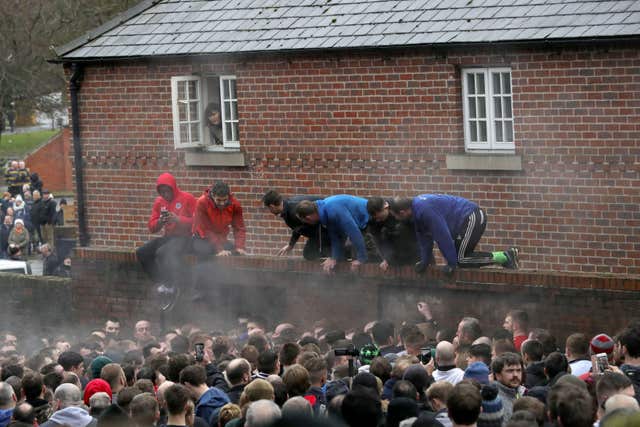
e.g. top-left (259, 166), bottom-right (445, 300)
top-left (464, 362), bottom-right (490, 385)
top-left (83, 379), bottom-right (112, 406)
top-left (590, 333), bottom-right (615, 355)
top-left (352, 372), bottom-right (378, 393)
top-left (243, 379), bottom-right (274, 402)
top-left (325, 379), bottom-right (349, 403)
top-left (90, 356), bottom-right (113, 379)
top-left (402, 364), bottom-right (432, 396)
top-left (478, 383), bottom-right (503, 427)
top-left (14, 219), bottom-right (24, 226)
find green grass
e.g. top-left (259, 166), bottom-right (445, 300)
top-left (0, 130), bottom-right (59, 158)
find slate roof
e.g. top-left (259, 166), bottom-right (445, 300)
top-left (55, 0), bottom-right (640, 60)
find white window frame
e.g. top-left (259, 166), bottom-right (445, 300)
top-left (170, 75), bottom-right (240, 150)
top-left (462, 67), bottom-right (515, 153)
top-left (170, 76), bottom-right (203, 149)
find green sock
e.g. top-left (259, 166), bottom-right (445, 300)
top-left (492, 251), bottom-right (507, 264)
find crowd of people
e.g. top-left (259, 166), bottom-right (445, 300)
top-left (1, 160), bottom-right (67, 275)
top-left (0, 308), bottom-right (638, 427)
top-left (137, 173), bottom-right (520, 306)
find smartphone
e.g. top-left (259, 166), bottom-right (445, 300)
top-left (419, 347), bottom-right (435, 364)
top-left (195, 343), bottom-right (205, 362)
top-left (596, 352), bottom-right (609, 374)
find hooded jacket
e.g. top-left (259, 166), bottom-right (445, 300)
top-left (147, 173), bottom-right (196, 237)
top-left (40, 406), bottom-right (96, 427)
top-left (192, 190), bottom-right (246, 252)
top-left (195, 387), bottom-right (230, 427)
top-left (316, 195), bottom-right (369, 262)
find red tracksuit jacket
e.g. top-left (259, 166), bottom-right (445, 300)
top-left (192, 190), bottom-right (246, 252)
top-left (147, 173), bottom-right (196, 237)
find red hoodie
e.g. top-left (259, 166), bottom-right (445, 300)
top-left (147, 173), bottom-right (196, 236)
top-left (192, 189), bottom-right (246, 252)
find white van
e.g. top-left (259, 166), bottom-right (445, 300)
top-left (0, 260), bottom-right (31, 275)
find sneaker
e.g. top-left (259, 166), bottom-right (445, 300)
top-left (156, 283), bottom-right (180, 311)
top-left (503, 247), bottom-right (520, 270)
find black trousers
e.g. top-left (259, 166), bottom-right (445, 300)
top-left (301, 227), bottom-right (332, 260)
top-left (136, 236), bottom-right (192, 285)
top-left (455, 208), bottom-right (495, 268)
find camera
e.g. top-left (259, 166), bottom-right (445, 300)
top-left (195, 343), bottom-right (205, 362)
top-left (419, 347), bottom-right (436, 364)
top-left (334, 347), bottom-right (359, 357)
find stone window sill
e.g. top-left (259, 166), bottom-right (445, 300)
top-left (185, 150), bottom-right (246, 167)
top-left (446, 154), bottom-right (522, 171)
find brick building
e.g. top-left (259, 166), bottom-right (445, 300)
top-left (52, 0), bottom-right (640, 333)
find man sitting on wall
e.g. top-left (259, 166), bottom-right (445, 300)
top-left (136, 173), bottom-right (196, 305)
top-left (262, 190), bottom-right (331, 260)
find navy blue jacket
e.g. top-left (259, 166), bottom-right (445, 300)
top-left (412, 194), bottom-right (477, 266)
top-left (317, 195), bottom-right (369, 262)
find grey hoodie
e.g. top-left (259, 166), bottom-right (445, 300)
top-left (40, 407), bottom-right (96, 427)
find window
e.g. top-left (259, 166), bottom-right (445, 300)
top-left (462, 68), bottom-right (514, 152)
top-left (171, 75), bottom-right (239, 150)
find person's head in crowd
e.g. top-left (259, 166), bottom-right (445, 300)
top-left (326, 379), bottom-right (349, 405)
top-left (170, 335), bottom-right (190, 355)
top-left (353, 372), bottom-right (379, 395)
top-left (104, 318), bottom-right (120, 340)
top-left (11, 401), bottom-right (35, 426)
top-left (178, 364), bottom-right (210, 399)
top-left (136, 366), bottom-right (158, 388)
top-left (240, 346), bottom-right (260, 372)
top-left (168, 353), bottom-right (193, 383)
top-left (226, 358), bottom-right (252, 387)
top-left (521, 340), bottom-right (544, 366)
top-left (89, 392), bottom-right (112, 417)
top-left (325, 330), bottom-right (346, 348)
top-left (52, 383), bottom-right (83, 410)
top-left (163, 384), bottom-right (192, 426)
top-left (296, 201), bottom-right (321, 225)
top-left (90, 356), bottom-right (113, 380)
top-left (212, 335), bottom-right (232, 360)
top-left (547, 383), bottom-right (593, 427)
top-left (100, 363), bottom-right (126, 394)
top-left (544, 352), bottom-right (569, 381)
top-left (134, 379), bottom-right (155, 394)
top-left (281, 395), bottom-right (313, 419)
top-left (248, 334), bottom-right (270, 354)
top-left (464, 362), bottom-right (490, 385)
top-left (21, 371), bottom-right (44, 402)
top-left (130, 392), bottom-right (159, 427)
top-left (117, 386), bottom-right (143, 413)
top-left (596, 372), bottom-right (635, 419)
top-left (457, 345), bottom-right (471, 371)
top-left (43, 372), bottom-right (63, 395)
top-left (239, 379), bottom-right (275, 409)
top-left (566, 333), bottom-right (590, 362)
top-left (404, 330), bottom-right (426, 357)
top-left (391, 355), bottom-right (419, 380)
top-left (393, 380), bottom-right (418, 401)
top-left (436, 341), bottom-right (457, 368)
top-left (386, 397), bottom-right (418, 427)
top-left (604, 394), bottom-right (640, 415)
top-left (353, 332), bottom-right (374, 350)
top-left (403, 364), bottom-right (432, 402)
top-left (427, 381), bottom-right (454, 413)
top-left (271, 323), bottom-right (297, 346)
top-left (507, 411), bottom-right (537, 427)
top-left (62, 371), bottom-right (81, 388)
top-left (282, 364), bottom-right (310, 397)
top-left (467, 343), bottom-right (492, 367)
top-left (0, 364), bottom-right (23, 382)
top-left (134, 320), bottom-right (153, 343)
top-left (457, 318), bottom-right (482, 347)
top-left (341, 388), bottom-right (382, 427)
top-left (97, 403), bottom-right (131, 427)
top-left (302, 356), bottom-right (327, 388)
top-left (590, 333), bottom-right (615, 363)
top-left (504, 310), bottom-right (529, 335)
top-left (140, 343), bottom-right (160, 361)
top-left (477, 382), bottom-right (504, 427)
top-left (447, 382), bottom-right (482, 427)
top-left (218, 402), bottom-right (241, 427)
top-left (245, 399), bottom-right (281, 427)
top-left (257, 350), bottom-right (280, 376)
top-left (4, 376), bottom-right (21, 403)
top-left (0, 381), bottom-right (17, 410)
top-left (492, 339), bottom-right (516, 358)
top-left (370, 357), bottom-right (392, 384)
top-left (492, 352), bottom-right (523, 390)
top-left (57, 351), bottom-right (84, 377)
top-left (372, 320), bottom-right (397, 349)
top-left (618, 326), bottom-right (640, 365)
top-left (269, 380), bottom-right (288, 408)
top-left (512, 397), bottom-right (545, 427)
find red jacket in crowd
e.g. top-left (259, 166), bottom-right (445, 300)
top-left (192, 190), bottom-right (246, 252)
top-left (147, 173), bottom-right (196, 237)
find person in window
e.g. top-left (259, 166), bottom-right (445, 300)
top-left (204, 102), bottom-right (223, 146)
top-left (389, 194), bottom-right (520, 276)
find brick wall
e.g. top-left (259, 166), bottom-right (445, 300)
top-left (69, 42), bottom-right (640, 275)
top-left (26, 127), bottom-right (73, 193)
top-left (73, 248), bottom-right (640, 343)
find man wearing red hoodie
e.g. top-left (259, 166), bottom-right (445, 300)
top-left (136, 173), bottom-right (196, 301)
top-left (192, 181), bottom-right (247, 257)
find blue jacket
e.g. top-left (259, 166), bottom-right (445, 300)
top-left (196, 387), bottom-right (230, 427)
top-left (317, 195), bottom-right (369, 262)
top-left (412, 195), bottom-right (477, 266)
top-left (0, 409), bottom-right (13, 427)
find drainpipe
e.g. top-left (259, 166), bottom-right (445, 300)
top-left (69, 63), bottom-right (89, 246)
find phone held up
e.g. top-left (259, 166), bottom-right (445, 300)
top-left (195, 343), bottom-right (205, 362)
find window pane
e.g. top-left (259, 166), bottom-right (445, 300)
top-left (223, 80), bottom-right (230, 98)
top-left (494, 97), bottom-right (502, 118)
top-left (179, 102), bottom-right (189, 121)
top-left (224, 101), bottom-right (231, 119)
top-left (502, 73), bottom-right (511, 94)
top-left (467, 74), bottom-right (475, 94)
top-left (468, 97), bottom-right (476, 118)
top-left (230, 80), bottom-right (237, 99)
top-left (492, 73), bottom-right (501, 95)
top-left (178, 81), bottom-right (187, 100)
top-left (188, 81), bottom-right (197, 99)
top-left (470, 121), bottom-right (477, 142)
top-left (505, 121), bottom-right (513, 141)
top-left (225, 122), bottom-right (232, 141)
top-left (495, 121), bottom-right (503, 142)
top-left (476, 74), bottom-right (485, 94)
top-left (479, 121), bottom-right (487, 141)
top-left (231, 101), bottom-right (238, 120)
top-left (190, 123), bottom-right (200, 142)
top-left (189, 102), bottom-right (199, 121)
top-left (477, 96), bottom-right (486, 118)
top-left (504, 97), bottom-right (513, 118)
top-left (180, 124), bottom-right (189, 142)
